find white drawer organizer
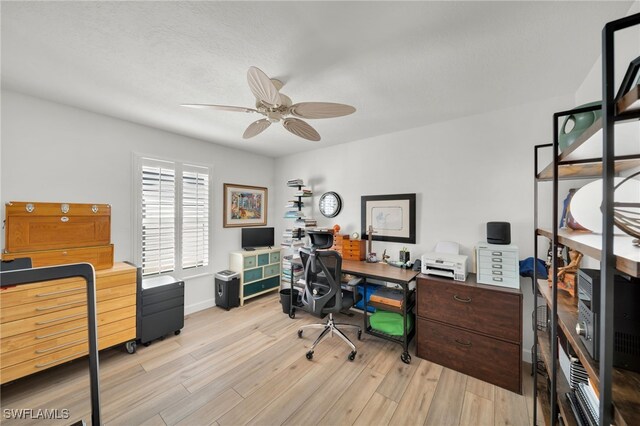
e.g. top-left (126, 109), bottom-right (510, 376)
top-left (476, 243), bottom-right (519, 289)
top-left (229, 247), bottom-right (282, 306)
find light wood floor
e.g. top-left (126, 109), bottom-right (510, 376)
top-left (1, 293), bottom-right (538, 425)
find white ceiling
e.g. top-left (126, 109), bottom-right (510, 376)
top-left (1, 1), bottom-right (634, 157)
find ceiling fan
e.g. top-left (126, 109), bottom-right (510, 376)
top-left (182, 66), bottom-right (356, 141)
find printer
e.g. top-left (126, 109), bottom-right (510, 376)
top-left (421, 251), bottom-right (468, 282)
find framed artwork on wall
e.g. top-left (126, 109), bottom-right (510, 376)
top-left (361, 193), bottom-right (416, 243)
top-left (223, 183), bottom-right (268, 227)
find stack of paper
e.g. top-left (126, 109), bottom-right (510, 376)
top-left (293, 188), bottom-right (312, 197)
top-left (287, 178), bottom-right (304, 187)
top-left (283, 228), bottom-right (305, 239)
top-left (285, 200), bottom-right (304, 208)
top-left (284, 210), bottom-right (304, 219)
top-left (295, 218), bottom-right (317, 227)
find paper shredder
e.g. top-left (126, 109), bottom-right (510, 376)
top-left (215, 270), bottom-right (240, 310)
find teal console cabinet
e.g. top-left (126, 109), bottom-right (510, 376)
top-left (229, 247), bottom-right (282, 306)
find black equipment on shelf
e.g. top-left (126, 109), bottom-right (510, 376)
top-left (576, 268), bottom-right (640, 372)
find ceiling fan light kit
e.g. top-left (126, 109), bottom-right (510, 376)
top-left (182, 66), bottom-right (356, 141)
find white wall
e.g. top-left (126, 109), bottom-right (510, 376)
top-left (0, 90), bottom-right (276, 314)
top-left (575, 2), bottom-right (640, 105)
top-left (275, 94), bottom-right (574, 360)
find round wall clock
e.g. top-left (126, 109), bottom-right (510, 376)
top-left (319, 191), bottom-right (342, 218)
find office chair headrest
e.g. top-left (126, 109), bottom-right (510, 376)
top-left (308, 230), bottom-right (334, 249)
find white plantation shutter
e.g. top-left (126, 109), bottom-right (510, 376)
top-left (182, 166), bottom-right (209, 269)
top-left (141, 161), bottom-right (176, 276)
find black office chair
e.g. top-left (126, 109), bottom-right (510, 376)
top-left (297, 231), bottom-right (362, 361)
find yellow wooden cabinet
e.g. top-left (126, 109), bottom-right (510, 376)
top-left (0, 262), bottom-right (137, 384)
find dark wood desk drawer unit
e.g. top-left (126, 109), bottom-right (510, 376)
top-left (416, 274), bottom-right (522, 393)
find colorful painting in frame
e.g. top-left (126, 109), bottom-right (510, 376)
top-left (223, 183), bottom-right (268, 227)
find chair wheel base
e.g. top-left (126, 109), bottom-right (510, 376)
top-left (348, 351), bottom-right (357, 361)
top-left (306, 351), bottom-right (314, 360)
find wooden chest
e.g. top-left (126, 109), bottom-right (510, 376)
top-left (4, 201), bottom-right (113, 270)
top-left (0, 262), bottom-right (137, 384)
top-left (331, 234), bottom-right (350, 252)
top-left (416, 274), bottom-right (522, 394)
top-left (2, 245), bottom-right (114, 270)
top-left (341, 239), bottom-right (366, 261)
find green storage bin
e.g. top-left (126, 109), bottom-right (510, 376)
top-left (369, 311), bottom-right (413, 336)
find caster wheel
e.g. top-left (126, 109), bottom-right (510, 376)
top-left (289, 309), bottom-right (296, 319)
top-left (159, 335), bottom-right (165, 341)
top-left (348, 351), bottom-right (357, 361)
top-left (175, 330), bottom-right (181, 336)
top-left (143, 342), bottom-right (151, 347)
top-left (125, 341), bottom-right (137, 354)
top-left (297, 330), bottom-right (303, 338)
top-left (306, 351), bottom-right (314, 360)
top-left (357, 330), bottom-right (362, 340)
top-left (401, 352), bottom-right (411, 364)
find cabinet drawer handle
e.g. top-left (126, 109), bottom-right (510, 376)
top-left (36, 287), bottom-right (85, 297)
top-left (453, 295), bottom-right (472, 303)
top-left (493, 277), bottom-right (503, 282)
top-left (492, 264), bottom-right (502, 269)
top-left (36, 351), bottom-right (86, 368)
top-left (492, 258), bottom-right (502, 263)
top-left (493, 271), bottom-right (503, 275)
top-left (454, 339), bottom-right (472, 347)
top-left (36, 312), bottom-right (85, 325)
top-left (36, 325), bottom-right (85, 339)
top-left (35, 338), bottom-right (86, 354)
top-left (491, 251), bottom-right (502, 256)
top-left (36, 300), bottom-right (85, 311)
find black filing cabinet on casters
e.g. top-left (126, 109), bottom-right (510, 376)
top-left (138, 275), bottom-right (185, 346)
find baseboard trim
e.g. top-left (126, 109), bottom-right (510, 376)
top-left (185, 298), bottom-right (216, 315)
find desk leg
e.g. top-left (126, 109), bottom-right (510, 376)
top-left (400, 281), bottom-right (411, 364)
top-left (362, 278), bottom-right (369, 332)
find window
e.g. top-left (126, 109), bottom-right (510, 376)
top-left (182, 166), bottom-right (209, 269)
top-left (141, 161), bottom-right (176, 276)
top-left (138, 157), bottom-right (210, 277)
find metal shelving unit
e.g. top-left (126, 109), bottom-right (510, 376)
top-left (283, 180), bottom-right (312, 319)
top-left (532, 13), bottom-right (640, 426)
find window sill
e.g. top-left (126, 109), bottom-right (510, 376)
top-left (182, 272), bottom-right (214, 281)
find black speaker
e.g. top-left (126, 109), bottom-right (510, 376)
top-left (487, 222), bottom-right (511, 245)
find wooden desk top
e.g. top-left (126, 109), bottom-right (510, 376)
top-left (341, 260), bottom-right (419, 284)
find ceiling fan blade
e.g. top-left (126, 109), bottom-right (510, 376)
top-left (247, 66), bottom-right (281, 107)
top-left (181, 104), bottom-right (258, 113)
top-left (243, 119), bottom-right (272, 139)
top-left (288, 102), bottom-right (356, 119)
top-left (282, 118), bottom-right (321, 141)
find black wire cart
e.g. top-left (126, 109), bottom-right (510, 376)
top-left (0, 263), bottom-right (101, 425)
top-left (342, 261), bottom-right (419, 364)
